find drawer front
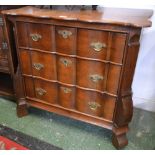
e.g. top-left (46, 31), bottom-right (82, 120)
top-left (76, 89), bottom-right (115, 120)
top-left (34, 79), bottom-right (58, 104)
top-left (76, 89), bottom-right (104, 117)
top-left (24, 77), bottom-right (58, 104)
top-left (16, 22), bottom-right (53, 51)
top-left (58, 84), bottom-right (75, 109)
top-left (77, 29), bottom-right (108, 60)
top-left (77, 59), bottom-right (105, 91)
top-left (57, 56), bottom-right (76, 84)
top-left (77, 29), bottom-right (127, 64)
top-left (56, 26), bottom-right (76, 55)
top-left (31, 51), bottom-right (57, 80)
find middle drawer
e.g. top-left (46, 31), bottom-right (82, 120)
top-left (19, 50), bottom-right (57, 80)
top-left (77, 59), bottom-right (105, 91)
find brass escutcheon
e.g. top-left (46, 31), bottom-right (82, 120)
top-left (33, 63), bottom-right (44, 71)
top-left (89, 74), bottom-right (104, 83)
top-left (36, 88), bottom-right (46, 96)
top-left (88, 102), bottom-right (101, 111)
top-left (30, 33), bottom-right (42, 42)
top-left (90, 42), bottom-right (106, 52)
top-left (61, 87), bottom-right (72, 94)
top-left (60, 58), bottom-right (72, 67)
top-left (58, 30), bottom-right (72, 39)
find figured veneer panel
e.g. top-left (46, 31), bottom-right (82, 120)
top-left (57, 55), bottom-right (76, 84)
top-left (16, 22), bottom-right (28, 47)
top-left (77, 29), bottom-right (108, 60)
top-left (106, 64), bottom-right (122, 95)
top-left (110, 33), bottom-right (127, 63)
top-left (19, 50), bottom-right (32, 75)
top-left (58, 84), bottom-right (76, 109)
top-left (55, 26), bottom-right (76, 55)
top-left (28, 23), bottom-right (53, 51)
top-left (34, 79), bottom-right (58, 104)
top-left (31, 51), bottom-right (57, 80)
top-left (76, 59), bottom-right (105, 91)
top-left (23, 77), bottom-right (35, 98)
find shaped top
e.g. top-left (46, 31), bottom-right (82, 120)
top-left (2, 6), bottom-right (153, 28)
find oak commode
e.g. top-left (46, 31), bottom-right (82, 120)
top-left (2, 6), bottom-right (153, 149)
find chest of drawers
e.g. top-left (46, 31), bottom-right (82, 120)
top-left (2, 6), bottom-right (153, 149)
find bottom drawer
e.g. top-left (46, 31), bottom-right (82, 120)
top-left (58, 84), bottom-right (75, 109)
top-left (76, 88), bottom-right (116, 121)
top-left (23, 77), bottom-right (116, 121)
top-left (24, 77), bottom-right (58, 104)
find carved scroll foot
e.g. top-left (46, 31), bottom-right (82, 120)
top-left (112, 126), bottom-right (128, 149)
top-left (17, 99), bottom-right (28, 117)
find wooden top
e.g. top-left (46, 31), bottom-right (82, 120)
top-left (2, 6), bottom-right (153, 28)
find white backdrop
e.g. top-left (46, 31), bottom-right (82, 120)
top-left (99, 1), bottom-right (155, 112)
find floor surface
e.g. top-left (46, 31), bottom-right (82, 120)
top-left (0, 97), bottom-right (155, 150)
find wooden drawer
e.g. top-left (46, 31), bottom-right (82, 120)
top-left (16, 22), bottom-right (53, 51)
top-left (77, 29), bottom-right (127, 64)
top-left (24, 77), bottom-right (58, 104)
top-left (19, 50), bottom-right (57, 80)
top-left (34, 79), bottom-right (58, 104)
top-left (56, 26), bottom-right (76, 55)
top-left (76, 88), bottom-right (115, 120)
top-left (77, 59), bottom-right (105, 91)
top-left (57, 55), bottom-right (76, 84)
top-left (58, 84), bottom-right (75, 109)
top-left (77, 29), bottom-right (108, 60)
top-left (31, 51), bottom-right (57, 80)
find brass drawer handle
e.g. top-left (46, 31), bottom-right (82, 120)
top-left (90, 42), bottom-right (106, 52)
top-left (58, 30), bottom-right (72, 39)
top-left (36, 88), bottom-right (46, 96)
top-left (30, 33), bottom-right (42, 42)
top-left (33, 63), bottom-right (44, 71)
top-left (61, 87), bottom-right (72, 94)
top-left (60, 58), bottom-right (72, 67)
top-left (88, 102), bottom-right (101, 111)
top-left (89, 74), bottom-right (104, 83)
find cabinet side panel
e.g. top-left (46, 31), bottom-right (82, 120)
top-left (114, 28), bottom-right (141, 127)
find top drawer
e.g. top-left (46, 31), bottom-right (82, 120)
top-left (16, 22), bottom-right (53, 51)
top-left (77, 29), bottom-right (127, 64)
